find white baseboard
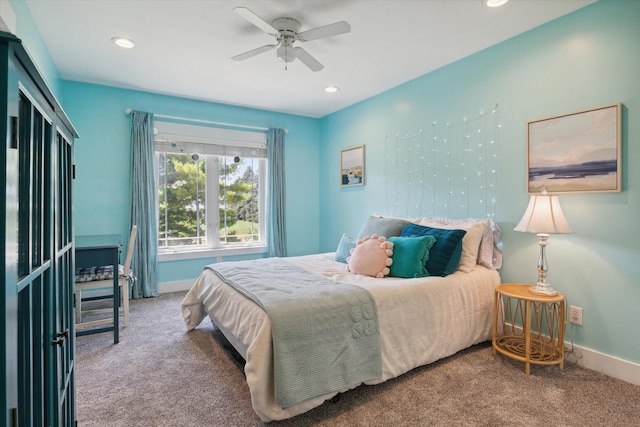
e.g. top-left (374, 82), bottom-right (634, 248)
top-left (568, 342), bottom-right (640, 386)
top-left (158, 279), bottom-right (194, 294)
top-left (505, 323), bottom-right (640, 386)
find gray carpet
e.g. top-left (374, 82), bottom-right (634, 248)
top-left (75, 291), bottom-right (640, 426)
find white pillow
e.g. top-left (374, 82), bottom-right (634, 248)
top-left (418, 218), bottom-right (485, 273)
top-left (428, 217), bottom-right (502, 270)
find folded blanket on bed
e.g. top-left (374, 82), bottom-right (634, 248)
top-left (206, 258), bottom-right (382, 408)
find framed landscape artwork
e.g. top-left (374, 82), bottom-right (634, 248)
top-left (341, 145), bottom-right (365, 187)
top-left (527, 103), bottom-right (621, 194)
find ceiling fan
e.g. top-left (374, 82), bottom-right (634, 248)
top-left (232, 7), bottom-right (351, 72)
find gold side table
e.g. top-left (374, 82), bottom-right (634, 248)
top-left (492, 283), bottom-right (566, 374)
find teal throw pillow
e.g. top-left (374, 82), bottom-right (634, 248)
top-left (388, 235), bottom-right (437, 278)
top-left (400, 223), bottom-right (467, 276)
top-left (334, 233), bottom-right (356, 263)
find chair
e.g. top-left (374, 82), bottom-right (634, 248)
top-left (75, 225), bottom-right (137, 328)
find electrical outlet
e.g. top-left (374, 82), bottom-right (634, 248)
top-left (569, 305), bottom-right (583, 326)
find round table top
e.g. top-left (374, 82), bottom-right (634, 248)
top-left (496, 283), bottom-right (565, 303)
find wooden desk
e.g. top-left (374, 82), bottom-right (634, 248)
top-left (75, 234), bottom-right (121, 343)
top-left (492, 283), bottom-right (565, 374)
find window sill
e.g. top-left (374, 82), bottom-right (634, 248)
top-left (158, 245), bottom-right (267, 262)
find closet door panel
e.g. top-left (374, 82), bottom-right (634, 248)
top-left (3, 32), bottom-right (77, 426)
top-left (51, 130), bottom-right (75, 425)
top-left (15, 89), bottom-right (54, 426)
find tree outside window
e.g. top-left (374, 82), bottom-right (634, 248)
top-left (157, 152), bottom-right (264, 250)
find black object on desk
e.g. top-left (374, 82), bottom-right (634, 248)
top-left (75, 234), bottom-right (121, 343)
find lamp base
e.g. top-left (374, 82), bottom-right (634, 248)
top-left (528, 281), bottom-right (558, 296)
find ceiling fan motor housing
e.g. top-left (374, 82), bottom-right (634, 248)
top-left (272, 17), bottom-right (301, 33)
top-left (273, 18), bottom-right (300, 63)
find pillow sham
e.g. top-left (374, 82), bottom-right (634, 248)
top-left (400, 223), bottom-right (466, 276)
top-left (388, 235), bottom-right (436, 278)
top-left (418, 219), bottom-right (485, 273)
top-left (357, 215), bottom-right (410, 240)
top-left (429, 217), bottom-right (502, 269)
top-left (347, 235), bottom-right (394, 278)
top-left (334, 233), bottom-right (356, 263)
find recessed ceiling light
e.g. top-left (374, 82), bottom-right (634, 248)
top-left (325, 86), bottom-right (339, 93)
top-left (111, 37), bottom-right (135, 49)
top-left (484, 0), bottom-right (509, 7)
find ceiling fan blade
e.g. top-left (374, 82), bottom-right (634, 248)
top-left (232, 44), bottom-right (277, 61)
top-left (294, 47), bottom-right (324, 72)
top-left (298, 21), bottom-right (351, 42)
top-left (233, 7), bottom-right (278, 35)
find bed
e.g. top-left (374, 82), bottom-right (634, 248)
top-left (181, 216), bottom-right (502, 422)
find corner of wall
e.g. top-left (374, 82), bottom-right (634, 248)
top-left (0, 0), bottom-right (16, 33)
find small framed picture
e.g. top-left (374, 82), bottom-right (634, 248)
top-left (340, 145), bottom-right (365, 187)
top-left (527, 103), bottom-right (621, 194)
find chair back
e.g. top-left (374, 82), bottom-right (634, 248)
top-left (122, 225), bottom-right (138, 276)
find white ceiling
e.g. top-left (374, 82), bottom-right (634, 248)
top-left (25, 0), bottom-right (595, 118)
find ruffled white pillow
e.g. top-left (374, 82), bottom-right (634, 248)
top-left (418, 219), bottom-right (485, 273)
top-left (428, 217), bottom-right (502, 270)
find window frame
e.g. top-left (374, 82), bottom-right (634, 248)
top-left (154, 121), bottom-right (268, 261)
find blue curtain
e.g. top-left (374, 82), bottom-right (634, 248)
top-left (267, 128), bottom-right (287, 257)
top-left (129, 111), bottom-right (159, 297)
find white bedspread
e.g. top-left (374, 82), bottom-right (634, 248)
top-left (181, 253), bottom-right (500, 422)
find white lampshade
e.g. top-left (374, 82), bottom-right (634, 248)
top-left (514, 194), bottom-right (574, 235)
top-left (514, 192), bottom-right (573, 296)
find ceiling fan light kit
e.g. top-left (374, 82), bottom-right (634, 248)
top-left (232, 7), bottom-right (351, 72)
top-left (276, 41), bottom-right (296, 64)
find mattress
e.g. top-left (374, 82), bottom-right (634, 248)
top-left (181, 252), bottom-right (500, 421)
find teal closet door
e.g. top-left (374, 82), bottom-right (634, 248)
top-left (2, 31), bottom-right (78, 426)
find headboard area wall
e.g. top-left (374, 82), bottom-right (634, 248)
top-left (382, 105), bottom-right (500, 221)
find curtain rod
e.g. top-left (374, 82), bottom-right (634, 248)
top-left (125, 108), bottom-right (287, 133)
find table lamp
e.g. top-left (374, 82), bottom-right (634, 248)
top-left (514, 189), bottom-right (574, 295)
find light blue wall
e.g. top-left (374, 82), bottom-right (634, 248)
top-left (11, 0), bottom-right (640, 365)
top-left (319, 0), bottom-right (640, 365)
top-left (9, 0), bottom-right (61, 95)
top-left (11, 1), bottom-right (321, 283)
top-left (60, 81), bottom-right (321, 283)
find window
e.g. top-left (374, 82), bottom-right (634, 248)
top-left (154, 122), bottom-right (267, 258)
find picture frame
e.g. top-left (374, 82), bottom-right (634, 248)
top-left (527, 103), bottom-right (621, 194)
top-left (341, 145), bottom-right (365, 187)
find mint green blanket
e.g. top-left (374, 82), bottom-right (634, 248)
top-left (206, 258), bottom-right (382, 408)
